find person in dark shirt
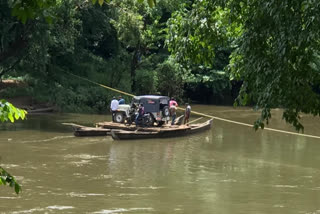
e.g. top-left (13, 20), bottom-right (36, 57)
top-left (135, 104), bottom-right (144, 126)
top-left (118, 96), bottom-right (125, 104)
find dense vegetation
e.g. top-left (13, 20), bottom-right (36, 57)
top-left (0, 99), bottom-right (25, 194)
top-left (1, 0), bottom-right (320, 130)
top-left (167, 0), bottom-right (320, 130)
top-left (0, 0), bottom-right (233, 110)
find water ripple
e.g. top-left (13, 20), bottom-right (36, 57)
top-left (68, 192), bottom-right (105, 198)
top-left (11, 206), bottom-right (73, 214)
top-left (120, 186), bottom-right (164, 190)
top-left (21, 136), bottom-right (74, 143)
top-left (93, 208), bottom-right (154, 214)
top-left (273, 185), bottom-right (298, 188)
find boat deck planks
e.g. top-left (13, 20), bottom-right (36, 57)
top-left (96, 122), bottom-right (136, 130)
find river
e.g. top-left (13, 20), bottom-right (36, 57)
top-left (1, 105), bottom-right (320, 214)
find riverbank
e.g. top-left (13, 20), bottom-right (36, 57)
top-left (6, 96), bottom-right (57, 113)
top-left (1, 80), bottom-right (56, 113)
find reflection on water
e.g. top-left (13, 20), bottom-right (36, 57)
top-left (1, 107), bottom-right (320, 213)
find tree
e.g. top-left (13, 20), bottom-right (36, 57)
top-left (109, 0), bottom-right (184, 92)
top-left (167, 0), bottom-right (320, 131)
top-left (0, 99), bottom-right (26, 194)
top-left (1, 0), bottom-right (181, 110)
top-left (8, 0), bottom-right (156, 24)
top-left (156, 57), bottom-right (186, 99)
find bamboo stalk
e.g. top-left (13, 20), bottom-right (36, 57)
top-left (187, 117), bottom-right (203, 125)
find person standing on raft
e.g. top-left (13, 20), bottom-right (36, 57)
top-left (170, 103), bottom-right (177, 125)
top-left (184, 103), bottom-right (191, 125)
top-left (110, 96), bottom-right (119, 122)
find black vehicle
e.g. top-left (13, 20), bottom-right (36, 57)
top-left (115, 95), bottom-right (171, 127)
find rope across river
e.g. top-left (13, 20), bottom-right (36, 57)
top-left (67, 72), bottom-right (320, 140)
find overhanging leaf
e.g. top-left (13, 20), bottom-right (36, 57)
top-left (98, 0), bottom-right (104, 6)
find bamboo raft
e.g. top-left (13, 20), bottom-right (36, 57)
top-left (63, 116), bottom-right (212, 139)
top-left (96, 115), bottom-right (185, 130)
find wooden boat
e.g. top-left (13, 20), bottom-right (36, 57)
top-left (111, 119), bottom-right (213, 140)
top-left (62, 123), bottom-right (111, 137)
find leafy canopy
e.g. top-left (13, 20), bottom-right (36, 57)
top-left (167, 0), bottom-right (320, 131)
top-left (9, 0), bottom-right (156, 24)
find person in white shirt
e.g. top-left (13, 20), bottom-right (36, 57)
top-left (110, 96), bottom-right (119, 122)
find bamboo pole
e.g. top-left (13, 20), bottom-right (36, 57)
top-left (187, 117), bottom-right (203, 125)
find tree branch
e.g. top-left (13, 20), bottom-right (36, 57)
top-left (0, 55), bottom-right (25, 79)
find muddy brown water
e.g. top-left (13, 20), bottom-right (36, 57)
top-left (1, 106), bottom-right (320, 214)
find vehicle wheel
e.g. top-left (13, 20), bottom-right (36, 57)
top-left (141, 114), bottom-right (153, 127)
top-left (162, 106), bottom-right (170, 117)
top-left (115, 112), bottom-right (124, 123)
top-left (145, 114), bottom-right (154, 127)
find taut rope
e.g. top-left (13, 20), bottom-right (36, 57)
top-left (67, 72), bottom-right (320, 140)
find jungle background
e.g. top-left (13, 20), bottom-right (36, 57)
top-left (0, 0), bottom-right (237, 114)
top-left (1, 0), bottom-right (320, 130)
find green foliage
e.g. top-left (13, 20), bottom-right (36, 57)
top-left (110, 0), bottom-right (146, 49)
top-left (1, 0), bottom-right (232, 114)
top-left (0, 99), bottom-right (27, 122)
top-left (0, 167), bottom-right (21, 194)
top-left (167, 0), bottom-right (320, 131)
top-left (166, 1), bottom-right (232, 66)
top-left (0, 100), bottom-right (25, 194)
top-left (10, 0), bottom-right (56, 24)
top-left (9, 0), bottom-right (156, 24)
top-left (1, 1), bottom-right (132, 112)
top-left (134, 68), bottom-right (157, 95)
top-left (109, 0), bottom-right (185, 91)
top-left (155, 57), bottom-right (185, 99)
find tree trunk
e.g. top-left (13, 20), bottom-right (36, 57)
top-left (130, 44), bottom-right (140, 92)
top-left (0, 36), bottom-right (27, 63)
